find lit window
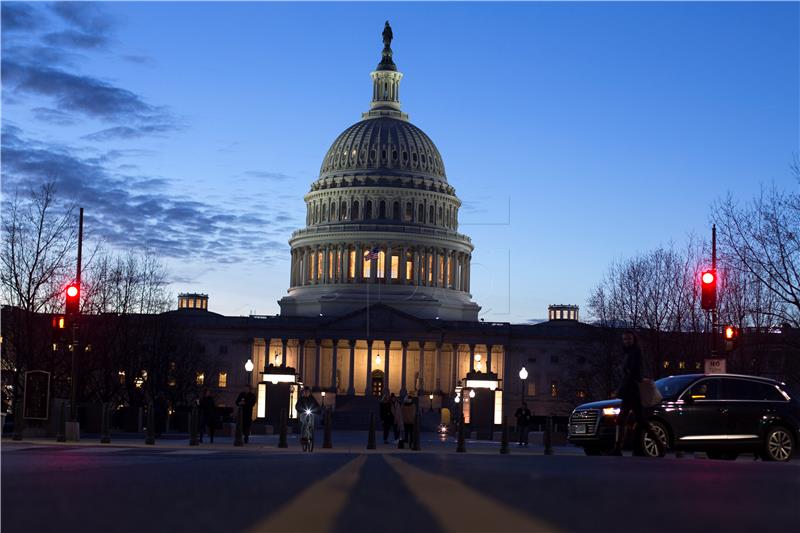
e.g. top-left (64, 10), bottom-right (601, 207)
top-left (118, 370), bottom-right (125, 385)
top-left (428, 255), bottom-right (433, 283)
top-left (438, 256), bottom-right (444, 285)
top-left (218, 372), bottom-right (228, 388)
top-left (406, 256), bottom-right (413, 280)
top-left (363, 255), bottom-right (371, 278)
top-left (52, 343), bottom-right (58, 352)
top-left (376, 251), bottom-right (385, 278)
top-left (328, 250), bottom-right (334, 279)
top-left (196, 372), bottom-right (205, 385)
top-left (317, 251), bottom-right (323, 278)
top-left (349, 250), bottom-right (356, 279)
top-left (551, 381), bottom-right (558, 398)
top-left (663, 361), bottom-right (670, 369)
top-left (679, 361), bottom-right (686, 369)
top-left (168, 378), bottom-right (176, 387)
top-left (391, 255), bottom-right (399, 279)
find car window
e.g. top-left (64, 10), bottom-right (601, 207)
top-left (722, 379), bottom-right (785, 401)
top-left (656, 375), bottom-right (697, 399)
top-left (684, 379), bottom-right (721, 400)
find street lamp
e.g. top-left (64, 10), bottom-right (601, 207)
top-left (519, 366), bottom-right (528, 399)
top-left (245, 359), bottom-right (254, 386)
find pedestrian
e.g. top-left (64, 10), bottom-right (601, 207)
top-left (236, 385), bottom-right (257, 443)
top-left (401, 396), bottom-right (416, 446)
top-left (391, 393), bottom-right (403, 442)
top-left (379, 393), bottom-right (394, 444)
top-left (611, 331), bottom-right (664, 457)
top-left (515, 401), bottom-right (532, 446)
top-left (199, 389), bottom-right (217, 444)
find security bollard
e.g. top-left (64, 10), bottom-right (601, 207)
top-left (323, 409), bottom-right (333, 449)
top-left (56, 402), bottom-right (67, 442)
top-left (12, 402), bottom-right (24, 441)
top-left (544, 416), bottom-right (553, 455)
top-left (278, 408), bottom-right (288, 448)
top-left (500, 416), bottom-right (509, 454)
top-left (412, 410), bottom-right (421, 451)
top-left (234, 406), bottom-right (244, 447)
top-left (367, 413), bottom-right (376, 450)
top-left (100, 403), bottom-right (111, 444)
top-left (189, 405), bottom-right (199, 446)
top-left (145, 403), bottom-right (155, 445)
top-left (456, 415), bottom-right (466, 453)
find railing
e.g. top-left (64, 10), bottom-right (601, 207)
top-left (290, 223), bottom-right (472, 244)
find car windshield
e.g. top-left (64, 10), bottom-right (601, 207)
top-left (655, 375), bottom-right (698, 400)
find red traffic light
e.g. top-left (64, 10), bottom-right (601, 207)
top-left (66, 285), bottom-right (78, 298)
top-left (724, 326), bottom-right (737, 340)
top-left (51, 316), bottom-right (66, 329)
top-left (700, 269), bottom-right (717, 311)
top-left (65, 283), bottom-right (80, 315)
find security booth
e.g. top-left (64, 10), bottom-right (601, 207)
top-left (257, 366), bottom-right (299, 427)
top-left (465, 371), bottom-right (501, 440)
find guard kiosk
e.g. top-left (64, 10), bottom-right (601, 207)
top-left (257, 366), bottom-right (299, 428)
top-left (464, 371), bottom-right (500, 440)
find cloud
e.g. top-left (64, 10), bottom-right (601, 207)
top-left (1, 2), bottom-right (42, 33)
top-left (32, 107), bottom-right (79, 126)
top-left (1, 127), bottom-right (291, 265)
top-left (242, 170), bottom-right (296, 181)
top-left (82, 124), bottom-right (179, 141)
top-left (43, 30), bottom-right (109, 50)
top-left (50, 2), bottom-right (113, 35)
top-left (122, 55), bottom-right (154, 65)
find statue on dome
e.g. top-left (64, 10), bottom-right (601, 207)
top-left (382, 21), bottom-right (393, 49)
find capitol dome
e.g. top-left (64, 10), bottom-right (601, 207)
top-left (279, 22), bottom-right (480, 321)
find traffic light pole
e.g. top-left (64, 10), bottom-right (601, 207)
top-left (69, 208), bottom-right (84, 423)
top-left (711, 224), bottom-right (717, 356)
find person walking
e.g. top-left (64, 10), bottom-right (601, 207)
top-left (199, 389), bottom-right (217, 444)
top-left (391, 393), bottom-right (403, 442)
top-left (515, 401), bottom-right (532, 446)
top-left (611, 331), bottom-right (664, 456)
top-left (379, 393), bottom-right (394, 444)
top-left (236, 385), bottom-right (257, 443)
top-left (401, 396), bottom-right (416, 447)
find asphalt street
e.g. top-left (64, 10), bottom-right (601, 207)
top-left (2, 434), bottom-right (799, 533)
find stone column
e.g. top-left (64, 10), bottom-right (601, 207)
top-left (443, 250), bottom-right (450, 289)
top-left (365, 340), bottom-right (374, 395)
top-left (400, 341), bottom-right (408, 396)
top-left (298, 339), bottom-right (306, 382)
top-left (400, 246), bottom-right (407, 284)
top-left (413, 248), bottom-right (420, 285)
top-left (469, 343), bottom-right (475, 373)
top-left (312, 247), bottom-right (318, 284)
top-left (347, 340), bottom-right (356, 395)
top-left (342, 246), bottom-right (349, 283)
top-left (281, 338), bottom-right (288, 368)
top-left (322, 245), bottom-right (329, 283)
top-left (432, 249), bottom-right (440, 287)
top-left (486, 344), bottom-right (493, 375)
top-left (262, 338), bottom-right (271, 373)
top-left (385, 243), bottom-right (392, 283)
top-left (418, 341), bottom-right (425, 394)
top-left (383, 339), bottom-right (391, 394)
top-left (355, 244), bottom-right (363, 280)
top-left (331, 340), bottom-right (338, 391)
top-left (314, 340), bottom-right (322, 386)
top-left (370, 246), bottom-right (378, 283)
top-left (435, 342), bottom-right (442, 391)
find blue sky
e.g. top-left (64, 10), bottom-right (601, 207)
top-left (2, 1), bottom-right (798, 322)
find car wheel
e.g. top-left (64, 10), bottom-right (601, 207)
top-left (706, 450), bottom-right (738, 460)
top-left (764, 426), bottom-right (794, 462)
top-left (641, 421), bottom-right (668, 457)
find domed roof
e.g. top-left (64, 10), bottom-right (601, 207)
top-left (318, 117), bottom-right (447, 182)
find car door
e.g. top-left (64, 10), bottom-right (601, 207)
top-left (721, 378), bottom-right (783, 441)
top-left (673, 377), bottom-right (728, 445)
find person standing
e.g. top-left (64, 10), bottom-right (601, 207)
top-left (199, 389), bottom-right (217, 444)
top-left (236, 385), bottom-right (257, 443)
top-left (391, 393), bottom-right (403, 442)
top-left (401, 396), bottom-right (416, 446)
top-left (612, 331), bottom-right (663, 456)
top-left (515, 401), bottom-right (532, 446)
top-left (379, 393), bottom-right (394, 444)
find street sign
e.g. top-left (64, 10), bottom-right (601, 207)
top-left (23, 370), bottom-right (51, 420)
top-left (704, 358), bottom-right (726, 375)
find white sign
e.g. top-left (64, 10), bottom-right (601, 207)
top-left (704, 358), bottom-right (726, 375)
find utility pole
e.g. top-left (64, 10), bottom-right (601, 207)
top-left (711, 224), bottom-right (717, 356)
top-left (67, 208), bottom-right (84, 438)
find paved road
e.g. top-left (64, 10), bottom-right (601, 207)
top-left (3, 436), bottom-right (799, 532)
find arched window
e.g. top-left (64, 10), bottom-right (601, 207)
top-left (418, 204), bottom-right (424, 222)
top-left (379, 200), bottom-right (386, 219)
top-left (352, 200), bottom-right (360, 220)
top-left (392, 201), bottom-right (400, 221)
top-left (438, 206), bottom-right (443, 223)
top-left (331, 202), bottom-right (337, 221)
top-left (405, 202), bottom-right (413, 222)
top-left (314, 204), bottom-right (319, 224)
top-left (429, 205), bottom-right (434, 223)
top-left (340, 200), bottom-right (347, 220)
top-left (322, 204), bottom-right (328, 222)
top-left (365, 200), bottom-right (372, 220)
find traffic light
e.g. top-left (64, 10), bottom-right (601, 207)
top-left (723, 325), bottom-right (739, 352)
top-left (65, 283), bottom-right (80, 316)
top-left (51, 315), bottom-right (66, 330)
top-left (700, 270), bottom-right (716, 310)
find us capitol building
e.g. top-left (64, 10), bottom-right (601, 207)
top-left (176, 23), bottom-right (598, 426)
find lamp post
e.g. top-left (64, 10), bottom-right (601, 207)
top-left (519, 366), bottom-right (528, 400)
top-left (245, 358), bottom-right (254, 386)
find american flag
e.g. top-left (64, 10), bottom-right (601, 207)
top-left (364, 246), bottom-right (380, 261)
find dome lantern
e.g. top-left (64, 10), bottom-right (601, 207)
top-left (365, 21), bottom-right (408, 121)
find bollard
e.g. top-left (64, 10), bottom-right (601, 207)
top-left (412, 410), bottom-right (421, 451)
top-left (278, 408), bottom-right (288, 448)
top-left (12, 402), bottom-right (24, 441)
top-left (100, 403), bottom-right (111, 444)
top-left (500, 416), bottom-right (509, 454)
top-left (234, 406), bottom-right (244, 447)
top-left (367, 413), bottom-right (376, 450)
top-left (456, 414), bottom-right (466, 453)
top-left (189, 405), bottom-right (199, 446)
top-left (543, 416), bottom-right (553, 455)
top-left (56, 402), bottom-right (67, 442)
top-left (145, 403), bottom-right (155, 445)
top-left (322, 408), bottom-right (333, 449)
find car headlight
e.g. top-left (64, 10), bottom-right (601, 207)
top-left (602, 407), bottom-right (621, 416)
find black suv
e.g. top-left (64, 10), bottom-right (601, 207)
top-left (568, 373), bottom-right (799, 461)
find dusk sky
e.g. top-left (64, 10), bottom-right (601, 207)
top-left (2, 1), bottom-right (798, 323)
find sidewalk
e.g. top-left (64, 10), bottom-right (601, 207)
top-left (1, 430), bottom-right (583, 456)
